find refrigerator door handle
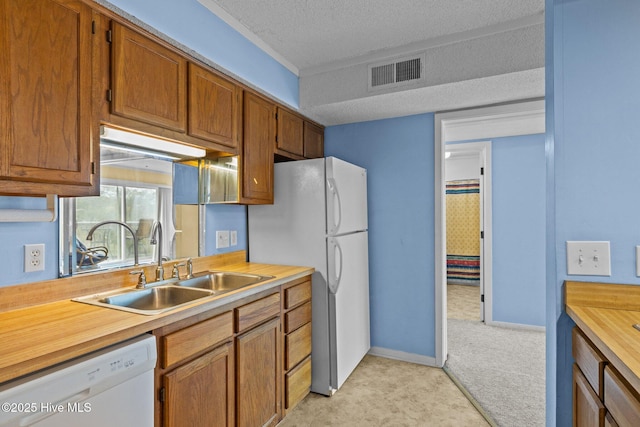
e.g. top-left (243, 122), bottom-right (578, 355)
top-left (327, 178), bottom-right (342, 235)
top-left (328, 239), bottom-right (343, 294)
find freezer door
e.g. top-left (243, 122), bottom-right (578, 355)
top-left (326, 157), bottom-right (368, 235)
top-left (327, 231), bottom-right (370, 390)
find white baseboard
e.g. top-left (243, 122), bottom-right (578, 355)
top-left (368, 346), bottom-right (438, 367)
top-left (486, 320), bottom-right (545, 332)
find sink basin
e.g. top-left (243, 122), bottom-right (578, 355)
top-left (73, 285), bottom-right (214, 315)
top-left (178, 271), bottom-right (273, 293)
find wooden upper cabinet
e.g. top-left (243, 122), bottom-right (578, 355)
top-left (276, 108), bottom-right (304, 157)
top-left (188, 63), bottom-right (241, 149)
top-left (111, 22), bottom-right (187, 132)
top-left (0, 0), bottom-right (95, 195)
top-left (304, 121), bottom-right (324, 159)
top-left (241, 92), bottom-right (275, 204)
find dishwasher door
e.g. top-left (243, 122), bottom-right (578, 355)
top-left (0, 334), bottom-right (157, 427)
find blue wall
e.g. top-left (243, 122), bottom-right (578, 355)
top-left (204, 205), bottom-right (248, 255)
top-left (492, 134), bottom-right (546, 326)
top-left (0, 198), bottom-right (59, 287)
top-left (325, 114), bottom-right (435, 357)
top-left (549, 0), bottom-right (640, 425)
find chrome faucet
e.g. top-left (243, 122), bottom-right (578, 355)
top-left (150, 221), bottom-right (164, 281)
top-left (86, 221), bottom-right (139, 266)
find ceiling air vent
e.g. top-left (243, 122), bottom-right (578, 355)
top-left (368, 54), bottom-right (425, 91)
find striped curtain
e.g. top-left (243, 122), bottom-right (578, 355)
top-left (446, 180), bottom-right (480, 285)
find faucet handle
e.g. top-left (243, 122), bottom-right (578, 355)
top-left (129, 270), bottom-right (147, 288)
top-left (172, 262), bottom-right (186, 279)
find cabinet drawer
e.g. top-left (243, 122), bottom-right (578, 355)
top-left (161, 311), bottom-right (233, 368)
top-left (573, 327), bottom-right (607, 398)
top-left (285, 322), bottom-right (312, 371)
top-left (573, 364), bottom-right (605, 427)
top-left (604, 365), bottom-right (640, 427)
top-left (285, 302), bottom-right (311, 333)
top-left (284, 279), bottom-right (311, 309)
top-left (286, 356), bottom-right (311, 410)
top-left (235, 292), bottom-right (281, 333)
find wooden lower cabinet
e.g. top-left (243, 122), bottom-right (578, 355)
top-left (163, 342), bottom-right (234, 427)
top-left (574, 364), bottom-right (605, 426)
top-left (155, 276), bottom-right (312, 426)
top-left (236, 317), bottom-right (281, 427)
top-left (604, 365), bottom-right (640, 427)
top-left (572, 327), bottom-right (640, 427)
top-left (282, 277), bottom-right (312, 413)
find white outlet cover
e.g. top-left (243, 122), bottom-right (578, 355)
top-left (216, 230), bottom-right (230, 249)
top-left (566, 241), bottom-right (611, 276)
top-left (24, 243), bottom-right (45, 272)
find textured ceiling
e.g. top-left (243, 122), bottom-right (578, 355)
top-left (205, 0), bottom-right (544, 71)
top-left (199, 0), bottom-right (545, 124)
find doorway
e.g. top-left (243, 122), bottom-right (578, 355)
top-left (434, 100), bottom-right (545, 367)
top-left (444, 142), bottom-right (491, 324)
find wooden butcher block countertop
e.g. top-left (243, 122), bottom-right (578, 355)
top-left (565, 280), bottom-right (640, 393)
top-left (0, 251), bottom-right (313, 385)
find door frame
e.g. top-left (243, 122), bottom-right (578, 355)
top-left (444, 141), bottom-right (492, 323)
top-left (434, 99), bottom-right (545, 367)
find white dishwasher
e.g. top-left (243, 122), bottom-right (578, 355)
top-left (0, 334), bottom-right (157, 427)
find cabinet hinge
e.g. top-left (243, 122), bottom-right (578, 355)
top-left (159, 387), bottom-right (166, 403)
top-left (481, 294), bottom-right (485, 303)
top-left (106, 29), bottom-right (112, 43)
top-left (91, 162), bottom-right (95, 174)
top-left (480, 231), bottom-right (484, 239)
top-left (480, 167), bottom-right (484, 175)
top-left (106, 89), bottom-right (112, 102)
top-left (92, 20), bottom-right (96, 35)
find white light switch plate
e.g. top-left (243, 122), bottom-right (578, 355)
top-left (566, 241), bottom-right (611, 276)
top-left (230, 230), bottom-right (237, 246)
top-left (636, 246), bottom-right (640, 277)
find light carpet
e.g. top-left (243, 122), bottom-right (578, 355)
top-left (445, 319), bottom-right (545, 427)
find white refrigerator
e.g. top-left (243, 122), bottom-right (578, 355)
top-left (248, 157), bottom-right (370, 396)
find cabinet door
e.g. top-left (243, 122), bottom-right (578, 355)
top-left (276, 108), bottom-right (304, 157)
top-left (303, 121), bottom-right (324, 159)
top-left (163, 342), bottom-right (234, 427)
top-left (188, 63), bottom-right (240, 149)
top-left (241, 92), bottom-right (275, 204)
top-left (236, 317), bottom-right (281, 427)
top-left (0, 0), bottom-right (94, 191)
top-left (574, 364), bottom-right (605, 427)
top-left (111, 22), bottom-right (187, 132)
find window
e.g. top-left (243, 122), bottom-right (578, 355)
top-left (60, 128), bottom-right (202, 276)
top-left (75, 185), bottom-right (159, 267)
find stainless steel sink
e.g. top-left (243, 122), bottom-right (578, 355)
top-left (178, 271), bottom-right (273, 293)
top-left (73, 285), bottom-right (214, 315)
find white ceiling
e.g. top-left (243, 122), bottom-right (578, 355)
top-left (198, 0), bottom-right (546, 125)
